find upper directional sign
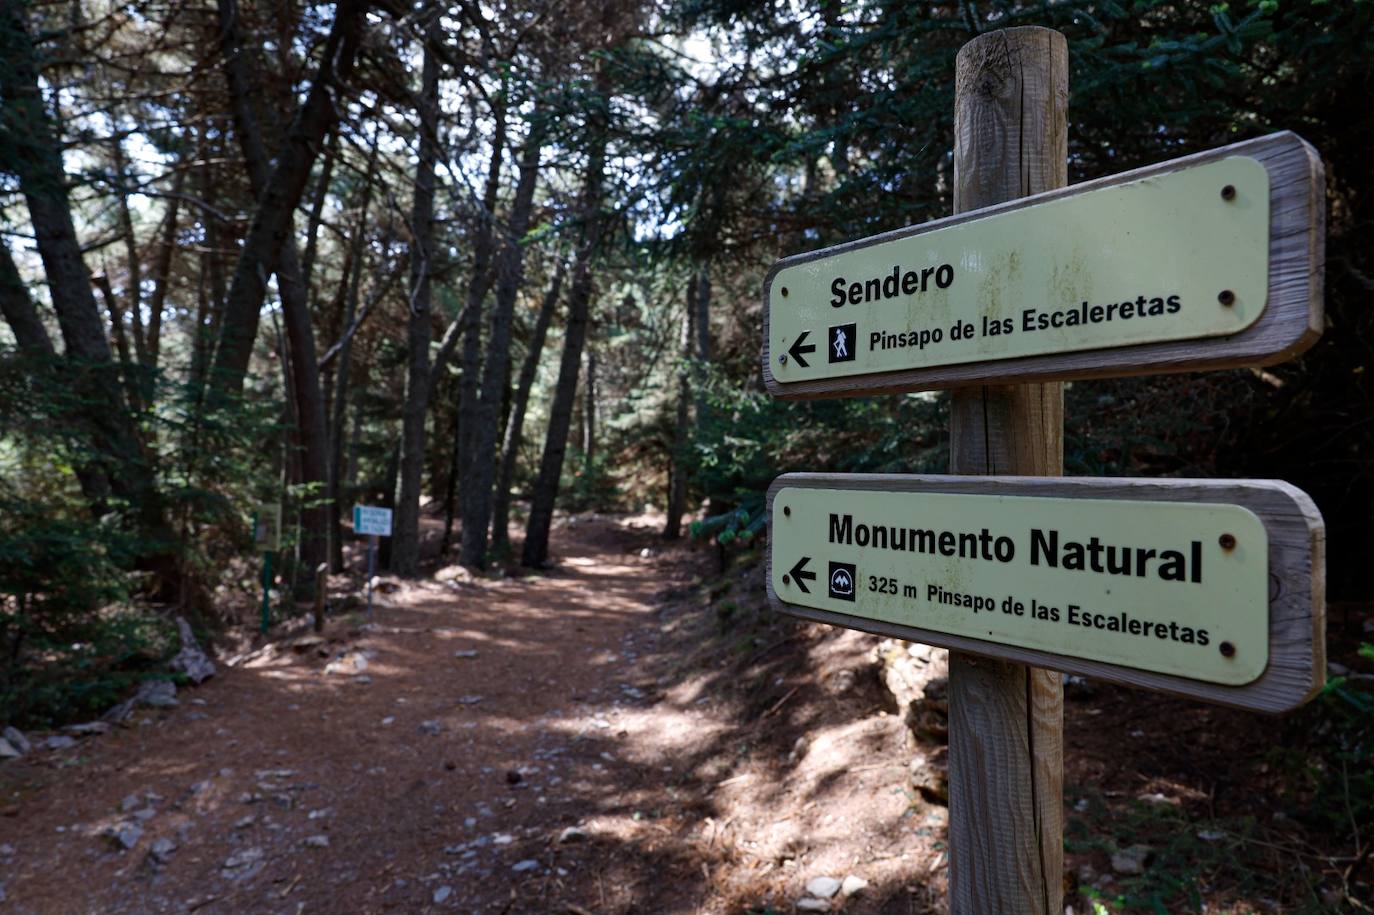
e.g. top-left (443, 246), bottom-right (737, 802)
top-left (767, 474), bottom-right (1326, 714)
top-left (762, 132), bottom-right (1323, 398)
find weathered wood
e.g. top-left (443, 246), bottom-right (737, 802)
top-left (766, 473), bottom-right (1326, 713)
top-left (947, 27), bottom-right (1064, 915)
top-left (760, 129), bottom-right (1324, 399)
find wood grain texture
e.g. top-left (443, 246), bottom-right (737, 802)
top-left (759, 129), bottom-right (1324, 399)
top-left (765, 473), bottom-right (1327, 714)
top-left (945, 28), bottom-right (1065, 915)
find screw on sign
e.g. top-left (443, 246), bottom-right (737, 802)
top-left (761, 26), bottom-right (1325, 914)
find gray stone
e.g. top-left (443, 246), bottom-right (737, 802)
top-left (113, 823), bottom-right (143, 851)
top-left (121, 794), bottom-right (142, 812)
top-left (170, 617), bottom-right (216, 684)
top-left (0, 738), bottom-right (20, 760)
top-left (325, 651), bottom-right (369, 676)
top-left (840, 875), bottom-right (868, 897)
top-left (435, 565), bottom-right (474, 585)
top-left (453, 650), bottom-right (479, 659)
top-left (3, 727), bottom-right (31, 755)
top-left (805, 876), bottom-right (842, 899)
top-left (134, 807), bottom-right (158, 821)
top-left (149, 837), bottom-right (177, 864)
top-left (44, 736), bottom-right (77, 750)
top-left (419, 720), bottom-right (442, 736)
top-left (233, 815), bottom-right (257, 830)
top-left (303, 835), bottom-right (330, 848)
top-left (511, 859), bottom-right (540, 873)
top-left (433, 886), bottom-right (453, 904)
top-left (908, 745), bottom-right (949, 804)
top-left (1063, 674), bottom-right (1099, 700)
top-left (557, 826), bottom-right (588, 844)
top-left (64, 721), bottom-right (111, 737)
top-left (874, 640), bottom-right (950, 743)
top-left (796, 899), bottom-right (831, 912)
top-left (1111, 844), bottom-right (1151, 876)
top-left (138, 680), bottom-right (179, 709)
top-left (222, 847), bottom-right (265, 870)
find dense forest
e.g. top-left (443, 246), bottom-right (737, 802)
top-left (1, 0), bottom-right (1371, 722)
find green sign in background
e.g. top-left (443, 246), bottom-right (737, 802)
top-left (771, 487), bottom-right (1270, 685)
top-left (768, 156), bottom-right (1270, 383)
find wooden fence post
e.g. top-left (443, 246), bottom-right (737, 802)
top-left (947, 26), bottom-right (1067, 914)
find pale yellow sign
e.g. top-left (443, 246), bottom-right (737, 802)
top-left (253, 503), bottom-right (281, 552)
top-left (771, 487), bottom-right (1269, 685)
top-left (768, 157), bottom-right (1270, 383)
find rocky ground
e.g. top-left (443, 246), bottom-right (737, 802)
top-left (0, 515), bottom-right (954, 914)
top-left (1, 513), bottom-right (1370, 913)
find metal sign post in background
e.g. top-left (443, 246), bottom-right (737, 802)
top-left (353, 505), bottom-right (393, 619)
top-left (253, 503), bottom-right (282, 634)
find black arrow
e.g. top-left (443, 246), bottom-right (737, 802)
top-left (788, 556), bottom-right (816, 594)
top-left (787, 331), bottom-right (816, 368)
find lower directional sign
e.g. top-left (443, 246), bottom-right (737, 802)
top-left (768, 474), bottom-right (1325, 713)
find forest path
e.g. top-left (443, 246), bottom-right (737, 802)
top-left (1, 514), bottom-right (939, 914)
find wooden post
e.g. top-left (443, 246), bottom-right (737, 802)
top-left (947, 27), bottom-right (1066, 914)
top-left (313, 562), bottom-right (328, 633)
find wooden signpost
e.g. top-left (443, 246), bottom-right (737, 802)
top-left (760, 26), bottom-right (1326, 914)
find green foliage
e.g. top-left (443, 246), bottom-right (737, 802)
top-left (559, 449), bottom-right (625, 513)
top-left (0, 345), bottom-right (285, 722)
top-left (0, 488), bottom-right (178, 726)
top-left (685, 362), bottom-right (947, 547)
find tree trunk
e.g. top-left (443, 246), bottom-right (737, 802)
top-left (0, 240), bottom-right (55, 358)
top-left (109, 134), bottom-right (147, 366)
top-left (391, 29), bottom-right (441, 577)
top-left (217, 0), bottom-right (335, 597)
top-left (93, 273), bottom-right (145, 416)
top-left (459, 123), bottom-right (542, 568)
top-left (188, 136), bottom-right (224, 399)
top-left (452, 105), bottom-right (507, 514)
top-left (326, 139), bottom-right (379, 572)
top-left (490, 262), bottom-right (562, 556)
top-left (206, 0), bottom-right (365, 406)
top-left (301, 132), bottom-right (337, 296)
top-left (521, 130), bottom-right (606, 568)
top-left (662, 279), bottom-right (696, 540)
top-left (0, 3), bottom-right (171, 582)
top-left (440, 390), bottom-right (461, 555)
top-left (583, 351), bottom-right (597, 473)
top-left (377, 439), bottom-right (399, 571)
top-left (144, 169), bottom-right (185, 374)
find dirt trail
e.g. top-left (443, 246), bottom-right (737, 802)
top-left (1, 515), bottom-right (946, 914)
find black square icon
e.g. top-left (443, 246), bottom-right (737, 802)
top-left (828, 323), bottom-right (857, 363)
top-left (828, 561), bottom-right (857, 601)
